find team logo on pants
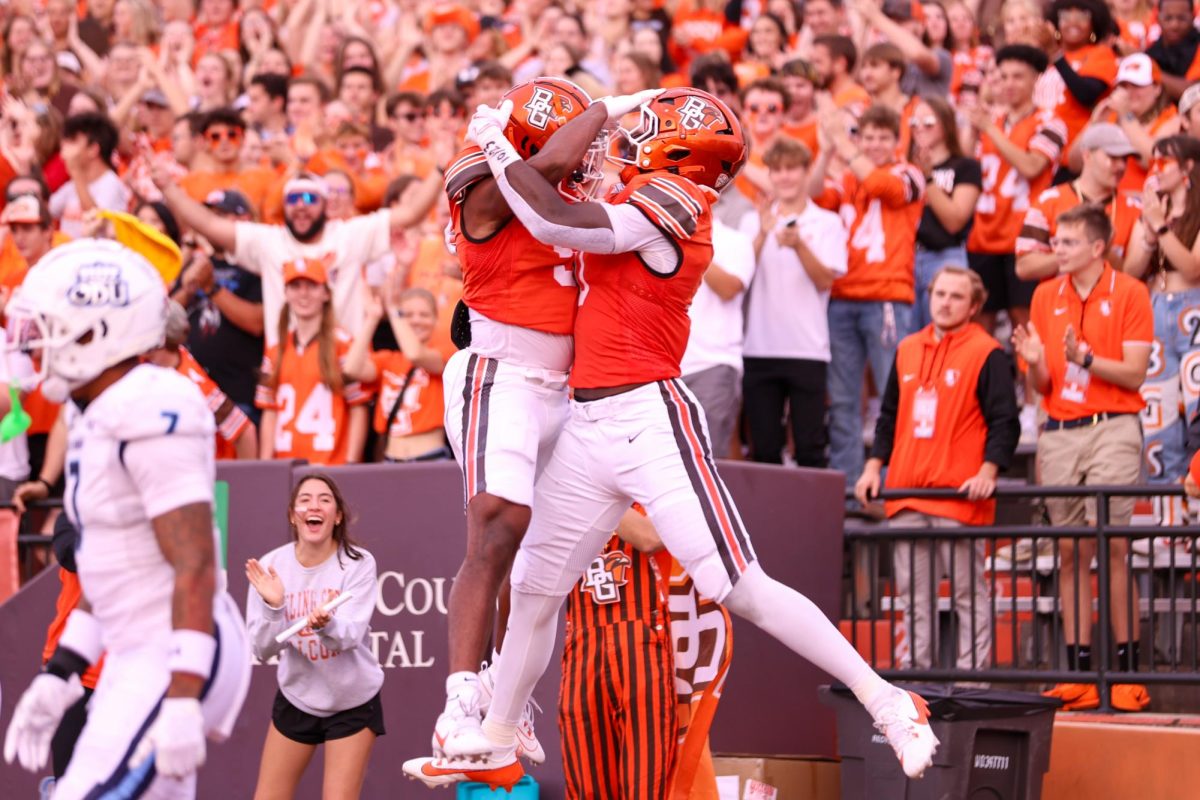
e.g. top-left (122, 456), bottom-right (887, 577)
top-left (581, 550), bottom-right (631, 604)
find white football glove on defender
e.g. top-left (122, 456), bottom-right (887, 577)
top-left (4, 672), bottom-right (85, 771)
top-left (595, 89), bottom-right (665, 126)
top-left (129, 697), bottom-right (206, 778)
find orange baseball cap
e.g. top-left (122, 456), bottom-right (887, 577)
top-left (283, 258), bottom-right (329, 286)
top-left (424, 4), bottom-right (480, 42)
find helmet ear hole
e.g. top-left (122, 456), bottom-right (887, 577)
top-left (666, 148), bottom-right (690, 162)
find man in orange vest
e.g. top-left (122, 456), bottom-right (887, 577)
top-left (856, 266), bottom-right (1019, 672)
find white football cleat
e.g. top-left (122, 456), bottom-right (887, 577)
top-left (403, 746), bottom-right (523, 790)
top-left (432, 692), bottom-right (492, 761)
top-left (477, 660), bottom-right (546, 765)
top-left (873, 688), bottom-right (939, 779)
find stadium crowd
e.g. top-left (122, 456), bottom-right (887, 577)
top-left (0, 0), bottom-right (1195, 716)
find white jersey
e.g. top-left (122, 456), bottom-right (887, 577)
top-left (67, 364), bottom-right (219, 654)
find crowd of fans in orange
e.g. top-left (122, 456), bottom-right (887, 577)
top-left (0, 0), bottom-right (1197, 515)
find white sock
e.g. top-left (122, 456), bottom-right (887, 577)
top-left (724, 563), bottom-right (891, 713)
top-left (480, 586), bottom-right (564, 745)
top-left (445, 671), bottom-right (479, 709)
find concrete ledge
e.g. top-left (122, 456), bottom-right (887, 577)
top-left (1043, 714), bottom-right (1200, 800)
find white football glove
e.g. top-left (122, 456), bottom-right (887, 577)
top-left (466, 100), bottom-right (514, 149)
top-left (596, 89), bottom-right (665, 126)
top-left (129, 697), bottom-right (206, 778)
top-left (4, 673), bottom-right (85, 772)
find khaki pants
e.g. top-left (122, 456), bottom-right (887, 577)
top-left (1037, 413), bottom-right (1144, 646)
top-left (890, 511), bottom-right (993, 671)
top-left (1037, 413), bottom-right (1143, 526)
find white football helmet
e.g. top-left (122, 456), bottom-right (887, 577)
top-left (7, 239), bottom-right (168, 403)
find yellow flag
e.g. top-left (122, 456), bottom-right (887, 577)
top-left (96, 209), bottom-right (183, 285)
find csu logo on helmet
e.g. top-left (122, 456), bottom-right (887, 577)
top-left (523, 87), bottom-right (558, 130)
top-left (678, 96), bottom-right (720, 130)
top-left (581, 549), bottom-right (632, 605)
top-left (67, 263), bottom-right (131, 307)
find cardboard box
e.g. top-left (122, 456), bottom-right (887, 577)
top-left (712, 755), bottom-right (841, 800)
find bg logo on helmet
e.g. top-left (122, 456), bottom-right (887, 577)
top-left (68, 264), bottom-right (131, 307)
top-left (678, 97), bottom-right (717, 130)
top-left (523, 87), bottom-right (557, 130)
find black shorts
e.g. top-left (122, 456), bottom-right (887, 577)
top-left (271, 689), bottom-right (385, 745)
top-left (967, 251), bottom-right (1037, 313)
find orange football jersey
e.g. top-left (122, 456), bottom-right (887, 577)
top-left (444, 145), bottom-right (579, 335)
top-left (816, 162), bottom-right (925, 303)
top-left (1034, 45), bottom-right (1117, 163)
top-left (175, 346), bottom-right (251, 460)
top-left (369, 341), bottom-right (455, 438)
top-left (968, 110), bottom-right (1066, 255)
top-left (1016, 183), bottom-right (1141, 262)
top-left (255, 328), bottom-right (370, 464)
top-left (570, 173), bottom-right (713, 390)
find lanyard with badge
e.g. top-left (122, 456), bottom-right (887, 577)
top-left (912, 337), bottom-right (950, 439)
top-left (1059, 272), bottom-right (1112, 405)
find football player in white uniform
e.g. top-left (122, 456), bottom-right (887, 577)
top-left (3, 239), bottom-right (251, 799)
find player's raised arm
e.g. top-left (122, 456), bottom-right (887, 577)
top-left (458, 79), bottom-right (614, 238)
top-left (469, 92), bottom-right (663, 253)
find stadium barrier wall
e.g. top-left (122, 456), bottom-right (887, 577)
top-left (0, 460), bottom-right (843, 798)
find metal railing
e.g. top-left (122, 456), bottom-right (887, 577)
top-left (9, 499), bottom-right (64, 583)
top-left (844, 484), bottom-right (1200, 712)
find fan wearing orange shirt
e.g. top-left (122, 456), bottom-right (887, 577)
top-left (734, 78), bottom-right (790, 206)
top-left (811, 35), bottom-right (871, 116)
top-left (1016, 123), bottom-right (1142, 282)
top-left (193, 0), bottom-right (240, 65)
top-left (1035, 0), bottom-right (1119, 169)
top-left (179, 108), bottom-right (278, 218)
top-left (1012, 203), bottom-right (1152, 713)
top-left (858, 43), bottom-right (920, 158)
top-left (1078, 54), bottom-right (1181, 197)
top-left (810, 103), bottom-right (925, 489)
top-left (345, 287), bottom-right (455, 463)
top-left (255, 259), bottom-right (370, 464)
top-left (669, 0), bottom-right (731, 72)
top-left (780, 58), bottom-right (820, 158)
top-left (966, 44), bottom-right (1067, 333)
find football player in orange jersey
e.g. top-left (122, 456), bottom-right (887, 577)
top-left (255, 259), bottom-right (370, 465)
top-left (404, 87), bottom-right (938, 790)
top-left (426, 78), bottom-right (662, 767)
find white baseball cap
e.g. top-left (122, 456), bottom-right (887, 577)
top-left (1116, 53), bottom-right (1161, 87)
top-left (1181, 83), bottom-right (1200, 116)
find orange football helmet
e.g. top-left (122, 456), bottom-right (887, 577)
top-left (502, 77), bottom-right (604, 200)
top-left (609, 88), bottom-right (747, 192)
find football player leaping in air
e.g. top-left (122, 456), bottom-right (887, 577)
top-left (406, 88), bottom-right (939, 789)
top-left (423, 77), bottom-right (660, 777)
top-left (3, 239), bottom-right (251, 799)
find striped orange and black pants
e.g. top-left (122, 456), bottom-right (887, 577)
top-left (558, 621), bottom-right (676, 799)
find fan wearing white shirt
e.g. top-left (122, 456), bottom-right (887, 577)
top-left (680, 213), bottom-right (756, 458)
top-left (739, 137), bottom-right (847, 466)
top-left (152, 161), bottom-right (448, 347)
top-left (49, 113), bottom-right (132, 239)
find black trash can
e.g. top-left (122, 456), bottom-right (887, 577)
top-left (818, 683), bottom-right (1061, 800)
